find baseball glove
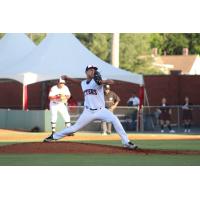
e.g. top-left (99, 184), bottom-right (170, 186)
top-left (93, 71), bottom-right (102, 85)
top-left (59, 94), bottom-right (67, 103)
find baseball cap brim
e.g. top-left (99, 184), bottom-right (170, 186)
top-left (85, 65), bottom-right (98, 71)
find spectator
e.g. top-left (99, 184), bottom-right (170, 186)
top-left (127, 92), bottom-right (140, 106)
top-left (182, 96), bottom-right (192, 133)
top-left (127, 92), bottom-right (140, 130)
top-left (101, 85), bottom-right (120, 135)
top-left (157, 97), bottom-right (175, 133)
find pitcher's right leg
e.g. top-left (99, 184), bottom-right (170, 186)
top-left (44, 109), bottom-right (94, 142)
top-left (97, 108), bottom-right (138, 149)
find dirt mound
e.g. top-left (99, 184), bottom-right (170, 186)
top-left (0, 142), bottom-right (200, 155)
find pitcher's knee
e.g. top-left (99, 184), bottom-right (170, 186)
top-left (110, 115), bottom-right (120, 123)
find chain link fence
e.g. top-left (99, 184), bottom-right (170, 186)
top-left (68, 105), bottom-right (200, 132)
top-left (142, 105), bottom-right (200, 132)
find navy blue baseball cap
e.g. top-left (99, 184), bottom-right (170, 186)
top-left (85, 64), bottom-right (98, 71)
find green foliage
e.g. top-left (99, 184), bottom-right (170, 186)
top-left (26, 33), bottom-right (46, 45)
top-left (120, 33), bottom-right (162, 74)
top-left (162, 33), bottom-right (189, 55)
top-left (0, 33), bottom-right (46, 44)
top-left (184, 33), bottom-right (200, 54)
top-left (149, 33), bottom-right (164, 54)
top-left (75, 33), bottom-right (111, 63)
top-left (76, 33), bottom-right (163, 75)
top-left (150, 33), bottom-right (200, 55)
top-left (0, 33), bottom-right (5, 39)
top-left (120, 34), bottom-right (150, 69)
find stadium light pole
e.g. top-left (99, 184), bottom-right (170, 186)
top-left (111, 33), bottom-right (120, 68)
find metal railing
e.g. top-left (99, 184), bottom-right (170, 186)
top-left (67, 105), bottom-right (200, 132)
top-left (142, 105), bottom-right (200, 132)
top-left (1, 105), bottom-right (200, 132)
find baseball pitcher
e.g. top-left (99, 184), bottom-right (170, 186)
top-left (44, 65), bottom-right (138, 149)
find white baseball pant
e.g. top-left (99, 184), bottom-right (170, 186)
top-left (50, 101), bottom-right (70, 124)
top-left (53, 107), bottom-right (130, 145)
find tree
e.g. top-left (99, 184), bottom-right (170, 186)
top-left (0, 33), bottom-right (5, 39)
top-left (120, 33), bottom-right (162, 74)
top-left (149, 33), bottom-right (164, 55)
top-left (150, 33), bottom-right (189, 55)
top-left (26, 33), bottom-right (46, 45)
top-left (75, 33), bottom-right (111, 63)
top-left (162, 33), bottom-right (189, 55)
top-left (76, 33), bottom-right (162, 74)
top-left (184, 33), bottom-right (200, 54)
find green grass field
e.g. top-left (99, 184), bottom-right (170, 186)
top-left (0, 140), bottom-right (200, 166)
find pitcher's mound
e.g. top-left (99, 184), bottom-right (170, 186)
top-left (0, 142), bottom-right (200, 155)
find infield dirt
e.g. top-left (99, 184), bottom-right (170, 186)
top-left (0, 142), bottom-right (200, 155)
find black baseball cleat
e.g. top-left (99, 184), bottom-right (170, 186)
top-left (43, 134), bottom-right (57, 142)
top-left (124, 141), bottom-right (138, 150)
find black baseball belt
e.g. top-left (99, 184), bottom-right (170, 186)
top-left (85, 106), bottom-right (102, 111)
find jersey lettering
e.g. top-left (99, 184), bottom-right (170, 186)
top-left (84, 89), bottom-right (97, 96)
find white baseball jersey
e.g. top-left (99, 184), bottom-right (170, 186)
top-left (128, 96), bottom-right (140, 106)
top-left (53, 78), bottom-right (131, 146)
top-left (49, 84), bottom-right (71, 124)
top-left (81, 79), bottom-right (105, 109)
top-left (49, 85), bottom-right (71, 103)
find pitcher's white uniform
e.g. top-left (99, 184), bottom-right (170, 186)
top-left (49, 84), bottom-right (71, 129)
top-left (53, 79), bottom-right (130, 145)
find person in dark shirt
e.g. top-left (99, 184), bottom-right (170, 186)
top-left (102, 85), bottom-right (120, 135)
top-left (157, 97), bottom-right (175, 133)
top-left (182, 96), bottom-right (192, 133)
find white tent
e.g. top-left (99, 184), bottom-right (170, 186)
top-left (0, 33), bottom-right (144, 111)
top-left (0, 33), bottom-right (35, 71)
top-left (0, 33), bottom-right (144, 86)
